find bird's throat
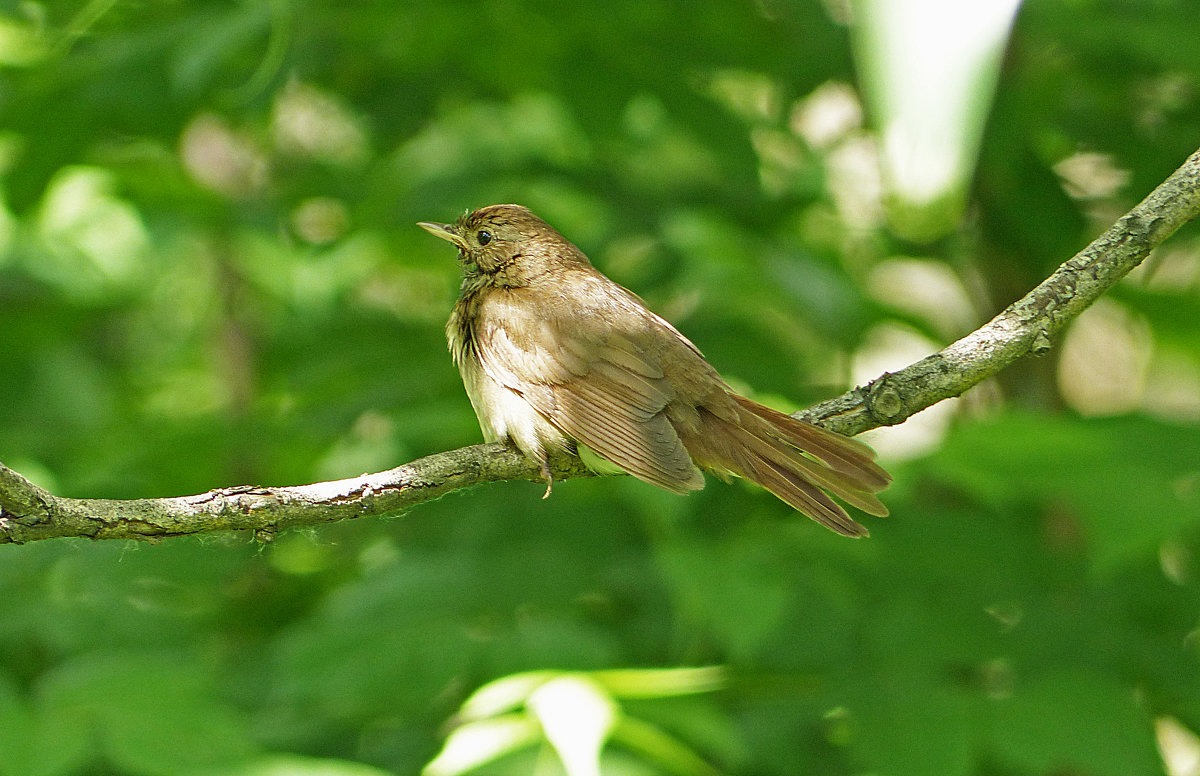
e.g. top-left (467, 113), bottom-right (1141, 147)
top-left (447, 289), bottom-right (482, 370)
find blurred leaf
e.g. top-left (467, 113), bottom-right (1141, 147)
top-left (846, 677), bottom-right (974, 776)
top-left (987, 670), bottom-right (1161, 776)
top-left (458, 671), bottom-right (559, 721)
top-left (37, 651), bottom-right (259, 776)
top-left (200, 754), bottom-right (398, 776)
top-left (657, 534), bottom-right (791, 662)
top-left (423, 714), bottom-right (541, 776)
top-left (1118, 284), bottom-right (1200, 360)
top-left (0, 671), bottom-right (89, 776)
top-left (527, 676), bottom-right (618, 776)
top-left (929, 413), bottom-right (1200, 570)
top-left (591, 666), bottom-right (727, 698)
top-left (611, 715), bottom-right (723, 776)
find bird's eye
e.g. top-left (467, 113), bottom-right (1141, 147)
top-left (476, 230), bottom-right (492, 246)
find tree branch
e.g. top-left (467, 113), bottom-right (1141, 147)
top-left (799, 147), bottom-right (1200, 435)
top-left (3, 147), bottom-right (1200, 545)
top-left (0, 444), bottom-right (590, 545)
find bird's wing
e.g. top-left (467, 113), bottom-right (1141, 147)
top-left (474, 280), bottom-right (704, 493)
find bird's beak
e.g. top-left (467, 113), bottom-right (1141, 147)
top-left (418, 221), bottom-right (466, 249)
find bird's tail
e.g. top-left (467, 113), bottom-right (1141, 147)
top-left (688, 394), bottom-right (891, 536)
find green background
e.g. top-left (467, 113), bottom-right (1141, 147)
top-left (2, 1), bottom-right (1200, 774)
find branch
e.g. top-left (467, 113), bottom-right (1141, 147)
top-left (0, 445), bottom-right (589, 545)
top-left (3, 147), bottom-right (1200, 545)
top-left (799, 147), bottom-right (1200, 435)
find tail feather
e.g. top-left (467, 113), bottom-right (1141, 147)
top-left (733, 396), bottom-right (891, 491)
top-left (778, 445), bottom-right (889, 517)
top-left (739, 435), bottom-right (870, 536)
top-left (686, 394), bottom-right (891, 536)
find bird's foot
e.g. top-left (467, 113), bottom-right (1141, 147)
top-left (539, 458), bottom-right (554, 499)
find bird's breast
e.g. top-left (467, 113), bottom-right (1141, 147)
top-left (447, 291), bottom-right (564, 456)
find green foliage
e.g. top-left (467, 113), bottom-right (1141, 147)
top-left (3, 1), bottom-right (1200, 775)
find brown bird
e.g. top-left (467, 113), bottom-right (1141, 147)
top-left (419, 204), bottom-right (890, 536)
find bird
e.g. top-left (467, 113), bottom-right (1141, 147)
top-left (419, 204), bottom-right (890, 536)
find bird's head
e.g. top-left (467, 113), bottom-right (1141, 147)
top-left (419, 204), bottom-right (589, 286)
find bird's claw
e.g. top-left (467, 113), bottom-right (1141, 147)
top-left (540, 459), bottom-right (554, 499)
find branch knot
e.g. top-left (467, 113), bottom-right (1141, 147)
top-left (866, 374), bottom-right (906, 423)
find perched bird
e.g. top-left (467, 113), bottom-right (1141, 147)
top-left (419, 204), bottom-right (890, 536)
